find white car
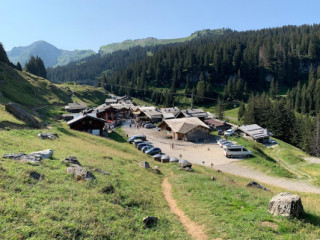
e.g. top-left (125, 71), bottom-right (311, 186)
top-left (224, 145), bottom-right (252, 158)
top-left (224, 129), bottom-right (235, 137)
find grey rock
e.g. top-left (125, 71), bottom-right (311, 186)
top-left (94, 168), bottom-right (110, 175)
top-left (139, 161), bottom-right (151, 169)
top-left (152, 166), bottom-right (161, 174)
top-left (143, 216), bottom-right (158, 228)
top-left (169, 157), bottom-right (179, 163)
top-left (3, 153), bottom-right (41, 163)
top-left (247, 181), bottom-right (270, 191)
top-left (179, 160), bottom-right (192, 169)
top-left (211, 176), bottom-right (216, 181)
top-left (67, 164), bottom-right (95, 180)
top-left (63, 156), bottom-right (81, 166)
top-left (29, 149), bottom-right (53, 160)
top-left (5, 102), bottom-right (41, 128)
top-left (161, 155), bottom-right (170, 163)
top-left (38, 132), bottom-right (58, 140)
top-left (268, 192), bottom-right (304, 218)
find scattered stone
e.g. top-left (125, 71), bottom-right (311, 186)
top-left (139, 161), bottom-right (150, 169)
top-left (5, 102), bottom-right (41, 128)
top-left (142, 216), bottom-right (158, 228)
top-left (179, 160), bottom-right (193, 171)
top-left (216, 170), bottom-right (222, 173)
top-left (101, 184), bottom-right (115, 194)
top-left (66, 164), bottom-right (95, 180)
top-left (179, 160), bottom-right (192, 169)
top-left (268, 192), bottom-right (304, 218)
top-left (211, 176), bottom-right (216, 181)
top-left (169, 157), bottom-right (179, 163)
top-left (38, 132), bottom-right (58, 140)
top-left (63, 156), bottom-right (81, 166)
top-left (161, 155), bottom-right (170, 163)
top-left (152, 166), bottom-right (161, 174)
top-left (29, 149), bottom-right (54, 160)
top-left (3, 153), bottom-right (41, 163)
top-left (94, 168), bottom-right (111, 175)
top-left (153, 154), bottom-right (162, 162)
top-left (247, 181), bottom-right (270, 191)
top-left (103, 156), bottom-right (113, 160)
top-left (30, 172), bottom-right (41, 180)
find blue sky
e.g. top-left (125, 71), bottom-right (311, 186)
top-left (1, 0), bottom-right (320, 52)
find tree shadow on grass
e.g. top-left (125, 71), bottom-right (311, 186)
top-left (0, 121), bottom-right (28, 129)
top-left (108, 131), bottom-right (127, 143)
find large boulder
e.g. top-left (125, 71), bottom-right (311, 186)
top-left (67, 164), bottom-right (95, 181)
top-left (29, 149), bottom-right (53, 160)
top-left (268, 192), bottom-right (304, 218)
top-left (5, 102), bottom-right (41, 128)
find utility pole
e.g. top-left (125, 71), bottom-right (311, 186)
top-left (191, 93), bottom-right (194, 110)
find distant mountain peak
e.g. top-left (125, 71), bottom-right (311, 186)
top-left (7, 41), bottom-right (95, 68)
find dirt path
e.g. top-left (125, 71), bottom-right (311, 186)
top-left (162, 177), bottom-right (208, 240)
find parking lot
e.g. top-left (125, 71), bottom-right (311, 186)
top-left (122, 124), bottom-right (239, 167)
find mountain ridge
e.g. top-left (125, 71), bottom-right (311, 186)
top-left (7, 40), bottom-right (95, 68)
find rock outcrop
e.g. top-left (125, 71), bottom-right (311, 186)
top-left (268, 192), bottom-right (304, 217)
top-left (38, 132), bottom-right (58, 140)
top-left (247, 181), bottom-right (270, 191)
top-left (66, 164), bottom-right (95, 181)
top-left (3, 149), bottom-right (53, 163)
top-left (5, 102), bottom-right (41, 128)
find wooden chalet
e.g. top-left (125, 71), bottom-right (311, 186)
top-left (238, 124), bottom-right (272, 143)
top-left (158, 117), bottom-right (211, 141)
top-left (204, 118), bottom-right (231, 131)
top-left (67, 114), bottom-right (106, 136)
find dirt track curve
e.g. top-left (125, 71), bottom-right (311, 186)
top-left (162, 177), bottom-right (208, 240)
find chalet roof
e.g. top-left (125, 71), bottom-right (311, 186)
top-left (239, 124), bottom-right (272, 139)
top-left (160, 107), bottom-right (181, 117)
top-left (105, 98), bottom-right (118, 104)
top-left (110, 103), bottom-right (134, 110)
top-left (95, 103), bottom-right (113, 112)
top-left (204, 118), bottom-right (226, 127)
top-left (67, 114), bottom-right (106, 126)
top-left (143, 109), bottom-right (163, 119)
top-left (160, 117), bottom-right (210, 134)
top-left (180, 108), bottom-right (208, 118)
top-left (162, 112), bottom-right (175, 119)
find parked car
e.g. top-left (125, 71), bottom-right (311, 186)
top-left (218, 130), bottom-right (224, 135)
top-left (144, 123), bottom-right (156, 129)
top-left (224, 145), bottom-right (252, 158)
top-left (142, 145), bottom-right (154, 153)
top-left (133, 139), bottom-right (144, 147)
top-left (141, 122), bottom-right (149, 127)
top-left (224, 129), bottom-right (235, 137)
top-left (137, 142), bottom-right (152, 150)
top-left (146, 147), bottom-right (162, 155)
top-left (218, 139), bottom-right (229, 147)
top-left (219, 140), bottom-right (234, 148)
top-left (128, 135), bottom-right (146, 143)
top-left (223, 142), bottom-right (236, 148)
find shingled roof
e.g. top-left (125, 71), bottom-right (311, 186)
top-left (160, 117), bottom-right (210, 134)
top-left (239, 124), bottom-right (272, 140)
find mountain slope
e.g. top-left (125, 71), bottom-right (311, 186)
top-left (99, 28), bottom-right (231, 54)
top-left (7, 41), bottom-right (95, 68)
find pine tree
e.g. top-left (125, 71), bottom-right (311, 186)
top-left (0, 43), bottom-right (10, 64)
top-left (16, 62), bottom-right (22, 71)
top-left (269, 77), bottom-right (276, 100)
top-left (216, 98), bottom-right (224, 120)
top-left (243, 94), bottom-right (256, 124)
top-left (238, 102), bottom-right (246, 122)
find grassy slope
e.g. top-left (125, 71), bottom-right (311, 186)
top-left (0, 124), bottom-right (190, 239)
top-left (170, 165), bottom-right (320, 240)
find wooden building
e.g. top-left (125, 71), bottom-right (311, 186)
top-left (238, 124), bottom-right (272, 143)
top-left (204, 118), bottom-right (231, 131)
top-left (67, 114), bottom-right (106, 136)
top-left (158, 117), bottom-right (211, 141)
top-left (176, 109), bottom-right (208, 121)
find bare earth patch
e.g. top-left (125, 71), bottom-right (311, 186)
top-left (260, 221), bottom-right (278, 230)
